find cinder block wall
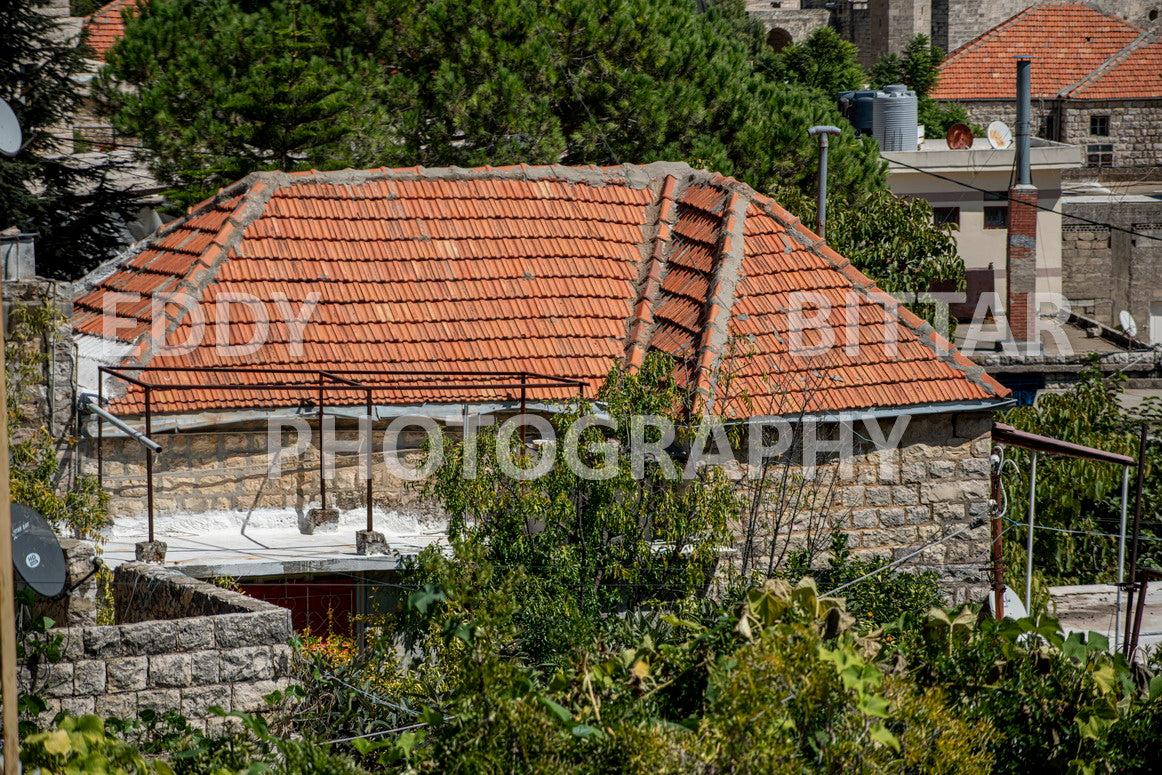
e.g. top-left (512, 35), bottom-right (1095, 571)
top-left (24, 563), bottom-right (294, 730)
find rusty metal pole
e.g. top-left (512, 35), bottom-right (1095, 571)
top-left (990, 446), bottom-right (1006, 620)
top-left (318, 378), bottom-right (326, 511)
top-left (1123, 422), bottom-right (1148, 655)
top-left (1129, 571), bottom-right (1150, 661)
top-left (366, 387), bottom-right (373, 532)
top-left (145, 385), bottom-right (154, 544)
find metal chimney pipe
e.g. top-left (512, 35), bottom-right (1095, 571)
top-left (1015, 56), bottom-right (1032, 186)
top-left (807, 125), bottom-right (841, 240)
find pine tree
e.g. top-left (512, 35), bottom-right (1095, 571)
top-left (101, 0), bottom-right (886, 212)
top-left (97, 0), bottom-right (382, 206)
top-left (0, 0), bottom-right (138, 278)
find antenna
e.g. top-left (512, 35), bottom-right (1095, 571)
top-left (987, 120), bottom-right (1013, 150)
top-left (11, 505), bottom-right (67, 599)
top-left (0, 99), bottom-right (23, 156)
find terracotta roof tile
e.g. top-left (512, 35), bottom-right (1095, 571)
top-left (83, 0), bottom-right (138, 61)
top-left (931, 2), bottom-right (1147, 101)
top-left (73, 163), bottom-right (1007, 416)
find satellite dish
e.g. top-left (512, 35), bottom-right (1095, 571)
top-left (947, 123), bottom-right (973, 150)
top-left (1120, 310), bottom-right (1138, 337)
top-left (0, 98), bottom-right (23, 156)
top-left (12, 504), bottom-right (67, 598)
top-left (983, 585), bottom-right (1029, 620)
top-left (987, 120), bottom-right (1013, 150)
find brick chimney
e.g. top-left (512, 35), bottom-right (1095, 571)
top-left (1006, 56), bottom-right (1037, 349)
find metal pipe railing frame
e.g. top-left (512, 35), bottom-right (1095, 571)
top-left (93, 365), bottom-right (588, 552)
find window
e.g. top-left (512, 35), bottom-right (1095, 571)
top-left (933, 207), bottom-right (960, 227)
top-left (1090, 115), bottom-right (1110, 136)
top-left (1042, 114), bottom-right (1058, 141)
top-left (984, 206), bottom-right (1008, 229)
top-left (1087, 143), bottom-right (1114, 167)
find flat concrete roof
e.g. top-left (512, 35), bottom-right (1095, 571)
top-left (1052, 583), bottom-right (1162, 660)
top-left (101, 508), bottom-right (448, 579)
top-left (884, 138), bottom-right (1082, 173)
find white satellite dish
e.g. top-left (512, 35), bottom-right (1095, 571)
top-left (0, 98), bottom-right (23, 156)
top-left (1120, 310), bottom-right (1138, 337)
top-left (987, 120), bottom-right (1013, 150)
top-left (983, 585), bottom-right (1029, 620)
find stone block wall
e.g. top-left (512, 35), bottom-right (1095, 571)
top-left (94, 408), bottom-right (994, 599)
top-left (956, 98), bottom-right (1162, 172)
top-left (728, 411), bottom-right (994, 603)
top-left (1062, 198), bottom-right (1162, 333)
top-left (1059, 99), bottom-right (1162, 170)
top-left (91, 421), bottom-right (439, 524)
top-left (745, 4), bottom-right (831, 48)
top-left (33, 539), bottom-right (100, 629)
top-left (24, 563), bottom-right (294, 729)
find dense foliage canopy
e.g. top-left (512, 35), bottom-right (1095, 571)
top-left (0, 0), bottom-right (138, 278)
top-left (100, 0), bottom-right (886, 211)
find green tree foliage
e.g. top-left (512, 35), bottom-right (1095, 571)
top-left (6, 299), bottom-right (110, 541)
top-left (997, 358), bottom-right (1162, 593)
top-left (775, 26), bottom-right (866, 94)
top-left (97, 0), bottom-right (385, 205)
top-left (869, 35), bottom-right (942, 98)
top-left (100, 0), bottom-right (886, 212)
top-left (773, 184), bottom-right (965, 319)
top-left (0, 0), bottom-right (138, 278)
top-left (869, 34), bottom-right (977, 139)
top-left (420, 352), bottom-right (738, 663)
top-left (1000, 362), bottom-right (1160, 585)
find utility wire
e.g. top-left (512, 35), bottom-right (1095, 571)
top-left (821, 518), bottom-right (986, 597)
top-left (887, 155), bottom-right (1162, 242)
top-left (1001, 514), bottom-right (1162, 541)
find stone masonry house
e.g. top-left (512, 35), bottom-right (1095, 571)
top-left (931, 2), bottom-right (1162, 173)
top-left (70, 162), bottom-right (1011, 609)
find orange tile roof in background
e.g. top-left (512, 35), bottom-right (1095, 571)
top-left (83, 0), bottom-right (138, 61)
top-left (72, 163), bottom-right (1008, 418)
top-left (930, 2), bottom-right (1156, 101)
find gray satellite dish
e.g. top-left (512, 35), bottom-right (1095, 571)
top-left (12, 504), bottom-right (67, 598)
top-left (1120, 310), bottom-right (1138, 338)
top-left (0, 98), bottom-right (22, 156)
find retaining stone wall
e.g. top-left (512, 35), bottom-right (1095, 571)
top-left (25, 563), bottom-right (293, 729)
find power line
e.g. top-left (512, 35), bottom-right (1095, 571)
top-left (887, 154), bottom-right (1162, 242)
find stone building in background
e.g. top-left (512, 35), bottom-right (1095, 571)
top-left (747, 1), bottom-right (1161, 67)
top-left (930, 3), bottom-right (1162, 175)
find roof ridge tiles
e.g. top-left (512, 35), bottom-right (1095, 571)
top-left (122, 177), bottom-right (281, 367)
top-left (693, 188), bottom-right (750, 411)
top-left (625, 174), bottom-right (683, 370)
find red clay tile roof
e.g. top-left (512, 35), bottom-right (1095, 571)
top-left (930, 2), bottom-right (1149, 101)
top-left (72, 163), bottom-right (1008, 417)
top-left (83, 0), bottom-right (138, 62)
top-left (1064, 35), bottom-right (1162, 99)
